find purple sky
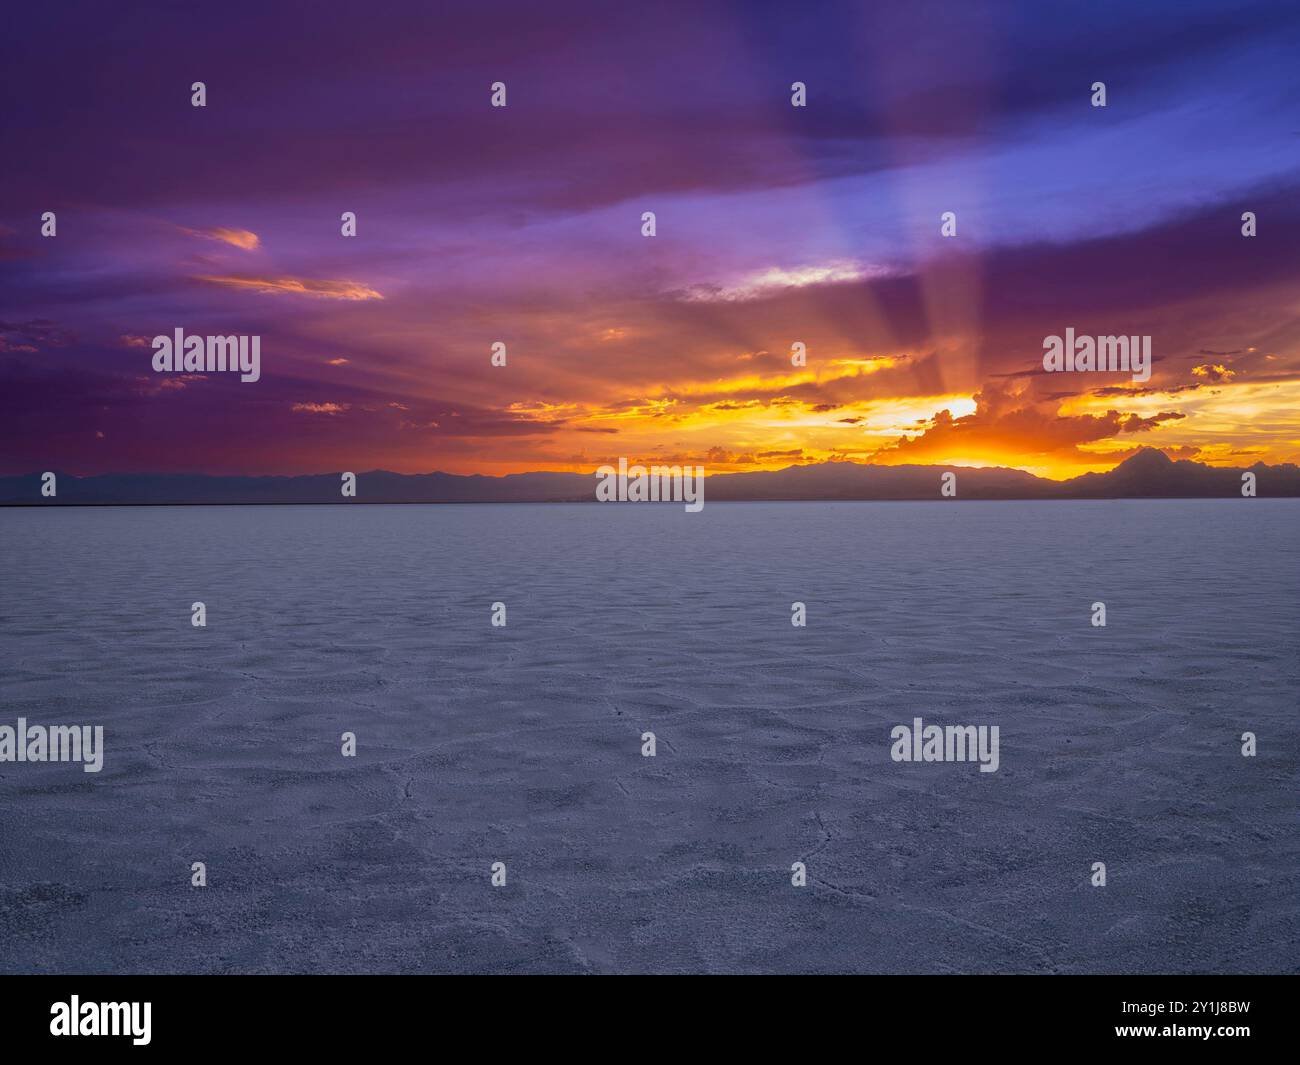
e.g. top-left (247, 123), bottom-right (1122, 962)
top-left (2, 0), bottom-right (1298, 478)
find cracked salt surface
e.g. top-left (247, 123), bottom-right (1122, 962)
top-left (0, 500), bottom-right (1295, 973)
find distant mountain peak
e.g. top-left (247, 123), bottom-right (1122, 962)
top-left (1118, 447), bottom-right (1174, 469)
top-left (3, 452), bottom-right (1298, 503)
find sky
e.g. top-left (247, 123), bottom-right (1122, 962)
top-left (2, 0), bottom-right (1298, 480)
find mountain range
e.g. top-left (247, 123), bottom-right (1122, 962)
top-left (2, 449), bottom-right (1296, 505)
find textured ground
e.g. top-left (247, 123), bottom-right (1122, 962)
top-left (0, 500), bottom-right (1296, 973)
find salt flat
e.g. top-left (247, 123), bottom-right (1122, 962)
top-left (0, 500), bottom-right (1295, 973)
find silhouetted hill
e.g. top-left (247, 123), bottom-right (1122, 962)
top-left (1058, 448), bottom-right (1294, 497)
top-left (703, 461), bottom-right (1046, 500)
top-left (2, 449), bottom-right (1296, 504)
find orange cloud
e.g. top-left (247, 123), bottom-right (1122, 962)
top-left (863, 381), bottom-right (1195, 477)
top-left (180, 226), bottom-right (261, 250)
top-left (1192, 363), bottom-right (1236, 381)
top-left (195, 275), bottom-right (383, 300)
top-left (291, 402), bottom-right (350, 414)
top-left (133, 374), bottom-right (207, 395)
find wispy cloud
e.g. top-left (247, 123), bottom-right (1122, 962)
top-left (180, 226), bottom-right (261, 251)
top-left (681, 261), bottom-right (889, 303)
top-left (134, 373), bottom-right (207, 395)
top-left (195, 275), bottom-right (383, 300)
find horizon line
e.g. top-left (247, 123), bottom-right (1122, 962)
top-left (4, 448), bottom-right (1291, 485)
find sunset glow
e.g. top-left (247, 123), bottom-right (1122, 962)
top-left (2, 3), bottom-right (1297, 481)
